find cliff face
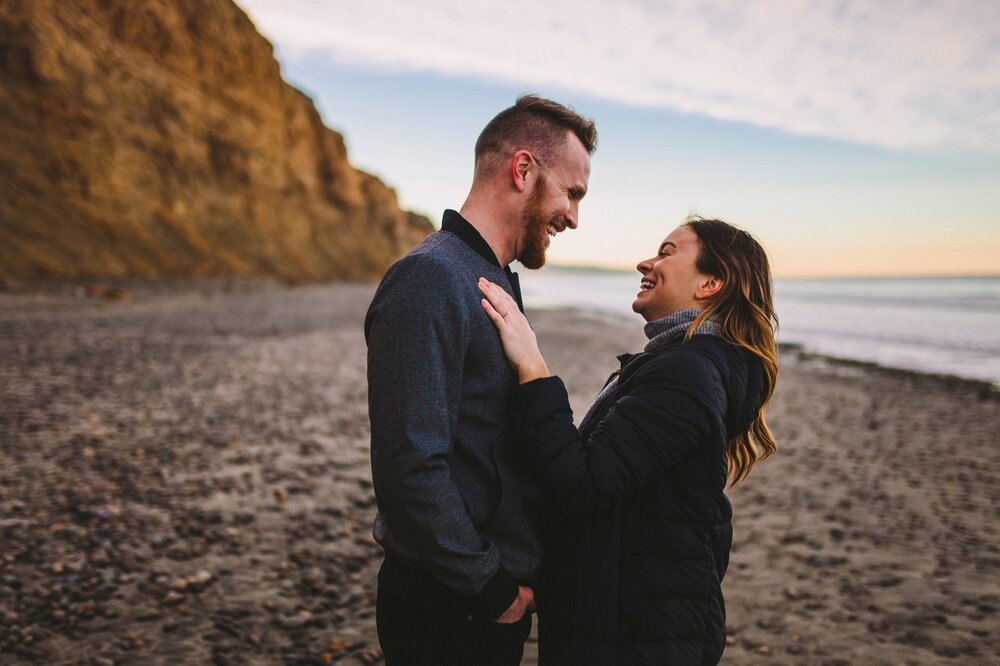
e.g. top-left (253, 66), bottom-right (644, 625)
top-left (0, 0), bottom-right (433, 281)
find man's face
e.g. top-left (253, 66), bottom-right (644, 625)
top-left (515, 132), bottom-right (591, 269)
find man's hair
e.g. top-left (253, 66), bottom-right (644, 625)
top-left (474, 94), bottom-right (597, 179)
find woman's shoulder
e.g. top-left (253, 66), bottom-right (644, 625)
top-left (683, 334), bottom-right (753, 366)
top-left (635, 336), bottom-right (758, 391)
top-left (632, 340), bottom-right (724, 385)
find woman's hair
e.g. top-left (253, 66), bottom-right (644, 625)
top-left (684, 216), bottom-right (778, 486)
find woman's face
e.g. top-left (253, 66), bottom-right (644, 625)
top-left (632, 225), bottom-right (712, 322)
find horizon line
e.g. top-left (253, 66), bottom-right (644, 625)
top-left (540, 261), bottom-right (1000, 281)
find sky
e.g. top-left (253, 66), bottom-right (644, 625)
top-left (236, 0), bottom-right (999, 277)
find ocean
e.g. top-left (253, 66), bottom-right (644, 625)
top-left (519, 267), bottom-right (1000, 386)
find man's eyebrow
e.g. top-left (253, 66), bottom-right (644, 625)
top-left (569, 185), bottom-right (587, 198)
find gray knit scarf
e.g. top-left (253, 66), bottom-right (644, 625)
top-left (643, 307), bottom-right (720, 352)
top-left (578, 308), bottom-right (719, 432)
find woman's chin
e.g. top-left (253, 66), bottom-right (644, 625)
top-left (631, 297), bottom-right (648, 319)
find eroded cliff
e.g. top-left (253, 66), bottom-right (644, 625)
top-left (0, 0), bottom-right (433, 281)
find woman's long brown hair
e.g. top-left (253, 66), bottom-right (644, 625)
top-left (684, 216), bottom-right (778, 486)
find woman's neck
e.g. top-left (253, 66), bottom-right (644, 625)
top-left (643, 308), bottom-right (718, 352)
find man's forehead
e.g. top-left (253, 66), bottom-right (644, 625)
top-left (549, 132), bottom-right (591, 190)
top-left (568, 131), bottom-right (591, 158)
top-left (566, 140), bottom-right (591, 178)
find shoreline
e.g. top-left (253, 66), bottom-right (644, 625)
top-left (4, 276), bottom-right (997, 392)
top-left (527, 302), bottom-right (1000, 396)
top-left (777, 341), bottom-right (1000, 396)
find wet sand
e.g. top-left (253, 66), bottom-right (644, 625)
top-left (1, 280), bottom-right (997, 664)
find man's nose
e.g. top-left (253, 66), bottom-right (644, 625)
top-left (566, 202), bottom-right (579, 229)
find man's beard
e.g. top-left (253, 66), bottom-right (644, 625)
top-left (518, 173), bottom-right (558, 270)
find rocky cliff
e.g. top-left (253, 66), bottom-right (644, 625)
top-left (0, 0), bottom-right (433, 281)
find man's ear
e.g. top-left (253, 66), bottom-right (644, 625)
top-left (511, 150), bottom-right (532, 193)
top-left (695, 275), bottom-right (724, 300)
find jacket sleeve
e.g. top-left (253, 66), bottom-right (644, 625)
top-left (512, 352), bottom-right (723, 514)
top-left (366, 256), bottom-right (517, 618)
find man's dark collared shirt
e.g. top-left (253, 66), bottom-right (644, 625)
top-left (441, 209), bottom-right (524, 313)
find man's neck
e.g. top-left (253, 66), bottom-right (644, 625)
top-left (459, 200), bottom-right (517, 268)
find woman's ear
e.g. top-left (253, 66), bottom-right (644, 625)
top-left (695, 276), bottom-right (724, 300)
top-left (511, 150), bottom-right (532, 192)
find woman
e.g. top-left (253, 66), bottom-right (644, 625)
top-left (477, 217), bottom-right (778, 665)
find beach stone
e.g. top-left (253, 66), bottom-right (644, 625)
top-left (358, 648), bottom-right (383, 664)
top-left (161, 592), bottom-right (185, 606)
top-left (277, 609), bottom-right (314, 629)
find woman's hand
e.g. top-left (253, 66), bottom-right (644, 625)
top-left (478, 277), bottom-right (550, 384)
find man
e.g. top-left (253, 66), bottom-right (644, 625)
top-left (365, 95), bottom-right (596, 665)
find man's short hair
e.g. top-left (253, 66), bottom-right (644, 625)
top-left (474, 94), bottom-right (597, 179)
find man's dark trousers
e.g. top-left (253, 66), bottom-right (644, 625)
top-left (376, 554), bottom-right (532, 666)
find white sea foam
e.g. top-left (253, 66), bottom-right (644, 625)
top-left (520, 267), bottom-right (1000, 385)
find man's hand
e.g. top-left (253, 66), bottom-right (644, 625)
top-left (493, 585), bottom-right (536, 624)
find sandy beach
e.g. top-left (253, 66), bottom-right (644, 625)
top-left (1, 279), bottom-right (997, 664)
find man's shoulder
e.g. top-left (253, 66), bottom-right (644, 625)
top-left (407, 229), bottom-right (450, 257)
top-left (365, 233), bottom-right (478, 342)
top-left (382, 232), bottom-right (472, 278)
top-left (368, 232), bottom-right (481, 320)
top-left (384, 234), bottom-right (471, 284)
top-left (405, 229), bottom-right (474, 261)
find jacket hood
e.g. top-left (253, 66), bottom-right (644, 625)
top-left (682, 336), bottom-right (768, 438)
top-left (615, 335), bottom-right (768, 440)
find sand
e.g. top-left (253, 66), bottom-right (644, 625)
top-left (0, 279), bottom-right (997, 664)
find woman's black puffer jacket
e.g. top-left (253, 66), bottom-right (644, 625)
top-left (512, 334), bottom-right (767, 665)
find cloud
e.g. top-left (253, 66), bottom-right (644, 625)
top-left (237, 0), bottom-right (1000, 153)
